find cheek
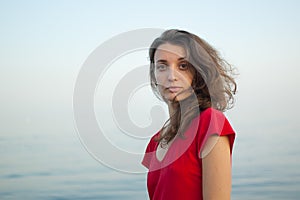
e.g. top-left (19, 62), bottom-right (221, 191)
top-left (177, 73), bottom-right (194, 85)
top-left (184, 72), bottom-right (194, 85)
top-left (155, 73), bottom-right (166, 85)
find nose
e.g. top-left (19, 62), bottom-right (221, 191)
top-left (167, 66), bottom-right (177, 81)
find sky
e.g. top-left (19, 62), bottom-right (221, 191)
top-left (0, 0), bottom-right (300, 172)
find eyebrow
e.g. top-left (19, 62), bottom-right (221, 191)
top-left (155, 57), bottom-right (186, 63)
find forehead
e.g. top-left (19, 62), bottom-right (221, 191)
top-left (154, 43), bottom-right (186, 61)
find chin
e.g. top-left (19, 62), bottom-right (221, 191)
top-left (163, 94), bottom-right (184, 102)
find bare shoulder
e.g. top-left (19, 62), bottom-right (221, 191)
top-left (201, 135), bottom-right (230, 159)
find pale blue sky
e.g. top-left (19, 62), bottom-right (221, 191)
top-left (0, 0), bottom-right (300, 171)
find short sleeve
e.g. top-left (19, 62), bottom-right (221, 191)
top-left (197, 108), bottom-right (235, 156)
top-left (142, 133), bottom-right (159, 169)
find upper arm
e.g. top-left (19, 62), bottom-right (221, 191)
top-left (202, 135), bottom-right (232, 200)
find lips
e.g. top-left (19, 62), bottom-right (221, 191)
top-left (167, 86), bottom-right (182, 93)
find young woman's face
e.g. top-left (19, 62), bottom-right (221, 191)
top-left (154, 43), bottom-right (194, 102)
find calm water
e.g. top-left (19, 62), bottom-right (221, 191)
top-left (1, 127), bottom-right (299, 199)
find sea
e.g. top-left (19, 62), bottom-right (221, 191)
top-left (1, 122), bottom-right (299, 200)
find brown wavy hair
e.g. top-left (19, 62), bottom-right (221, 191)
top-left (149, 29), bottom-right (237, 145)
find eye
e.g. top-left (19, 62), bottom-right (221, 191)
top-left (156, 64), bottom-right (167, 71)
top-left (178, 62), bottom-right (189, 70)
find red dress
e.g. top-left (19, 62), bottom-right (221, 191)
top-left (142, 108), bottom-right (235, 200)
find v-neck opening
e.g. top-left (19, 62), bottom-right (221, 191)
top-left (155, 137), bottom-right (176, 163)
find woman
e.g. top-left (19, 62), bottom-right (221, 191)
top-left (142, 29), bottom-right (237, 200)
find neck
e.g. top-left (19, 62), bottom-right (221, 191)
top-left (167, 95), bottom-right (199, 118)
